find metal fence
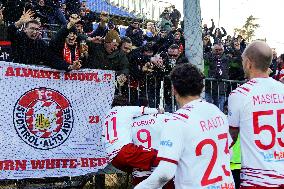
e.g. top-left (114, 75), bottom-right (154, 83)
top-left (117, 76), bottom-right (246, 112)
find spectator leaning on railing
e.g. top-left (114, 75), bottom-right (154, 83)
top-left (204, 43), bottom-right (230, 111)
top-left (162, 44), bottom-right (189, 112)
top-left (7, 9), bottom-right (50, 66)
top-left (86, 30), bottom-right (129, 86)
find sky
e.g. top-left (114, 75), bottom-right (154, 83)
top-left (168, 0), bottom-right (284, 54)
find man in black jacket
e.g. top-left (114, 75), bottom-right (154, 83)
top-left (49, 14), bottom-right (85, 71)
top-left (162, 44), bottom-right (189, 112)
top-left (91, 11), bottom-right (109, 38)
top-left (8, 9), bottom-right (49, 66)
top-left (170, 5), bottom-right (181, 28)
top-left (125, 19), bottom-right (143, 48)
top-left (204, 43), bottom-right (230, 111)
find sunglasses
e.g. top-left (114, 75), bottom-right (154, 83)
top-left (133, 22), bottom-right (139, 25)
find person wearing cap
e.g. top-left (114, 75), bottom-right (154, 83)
top-left (125, 19), bottom-right (144, 47)
top-left (86, 30), bottom-right (129, 85)
top-left (49, 14), bottom-right (86, 71)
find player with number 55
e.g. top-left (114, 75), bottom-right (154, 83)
top-left (228, 41), bottom-right (284, 188)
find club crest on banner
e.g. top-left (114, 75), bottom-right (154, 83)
top-left (13, 88), bottom-right (74, 150)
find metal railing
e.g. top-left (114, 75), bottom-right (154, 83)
top-left (117, 76), bottom-right (246, 112)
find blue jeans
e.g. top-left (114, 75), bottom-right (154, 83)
top-left (205, 93), bottom-right (225, 112)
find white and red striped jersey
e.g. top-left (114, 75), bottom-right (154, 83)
top-left (102, 106), bottom-right (158, 161)
top-left (131, 113), bottom-right (171, 178)
top-left (157, 99), bottom-right (234, 189)
top-left (228, 78), bottom-right (284, 187)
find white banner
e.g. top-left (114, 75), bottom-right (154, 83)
top-left (0, 62), bottom-right (115, 179)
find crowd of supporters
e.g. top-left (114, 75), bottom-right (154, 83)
top-left (0, 0), bottom-right (283, 111)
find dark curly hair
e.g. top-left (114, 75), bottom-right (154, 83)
top-left (170, 64), bottom-right (205, 97)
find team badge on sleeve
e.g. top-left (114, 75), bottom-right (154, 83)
top-left (13, 88), bottom-right (74, 150)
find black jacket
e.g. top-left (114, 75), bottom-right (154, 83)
top-left (86, 43), bottom-right (129, 75)
top-left (49, 25), bottom-right (87, 71)
top-left (8, 24), bottom-right (49, 66)
top-left (125, 25), bottom-right (143, 47)
top-left (204, 53), bottom-right (230, 94)
top-left (170, 9), bottom-right (181, 21)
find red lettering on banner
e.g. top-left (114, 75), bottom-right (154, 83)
top-left (5, 67), bottom-right (15, 76)
top-left (103, 73), bottom-right (112, 81)
top-left (31, 160), bottom-right (45, 169)
top-left (0, 158), bottom-right (108, 171)
top-left (81, 158), bottom-right (89, 167)
top-left (89, 116), bottom-right (100, 124)
top-left (80, 158), bottom-right (108, 167)
top-left (15, 160), bottom-right (27, 171)
top-left (46, 159), bottom-right (57, 169)
top-left (69, 159), bottom-right (77, 168)
top-left (4, 66), bottom-right (61, 80)
top-left (0, 160), bottom-right (27, 170)
top-left (64, 72), bottom-right (101, 82)
top-left (89, 158), bottom-right (98, 167)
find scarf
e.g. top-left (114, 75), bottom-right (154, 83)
top-left (63, 43), bottom-right (80, 64)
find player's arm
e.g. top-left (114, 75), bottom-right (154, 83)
top-left (135, 120), bottom-right (185, 189)
top-left (228, 93), bottom-right (241, 145)
top-left (134, 161), bottom-right (177, 189)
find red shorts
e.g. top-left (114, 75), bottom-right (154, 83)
top-left (111, 143), bottom-right (158, 173)
top-left (132, 176), bottom-right (175, 189)
top-left (240, 186), bottom-right (284, 189)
